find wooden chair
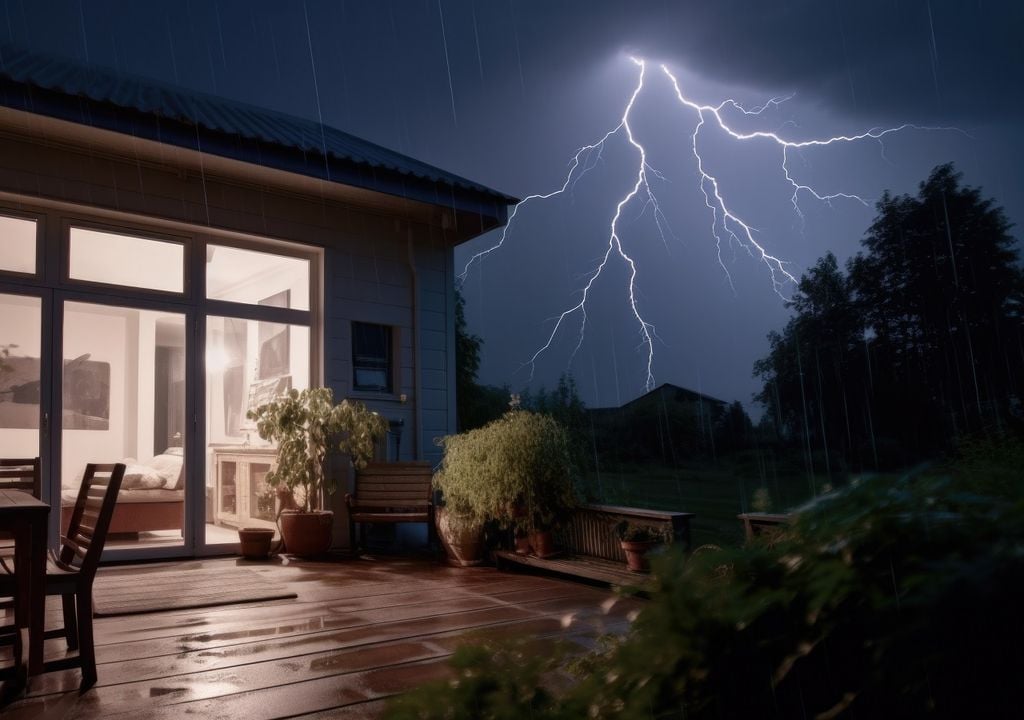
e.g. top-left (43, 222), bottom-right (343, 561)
top-left (0, 462), bottom-right (125, 691)
top-left (346, 462), bottom-right (435, 555)
top-left (0, 458), bottom-right (41, 497)
top-left (0, 458), bottom-right (41, 552)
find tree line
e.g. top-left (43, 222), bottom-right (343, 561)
top-left (754, 163), bottom-right (1023, 471)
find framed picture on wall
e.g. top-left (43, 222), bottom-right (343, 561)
top-left (257, 290), bottom-right (290, 380)
top-left (246, 375), bottom-right (292, 416)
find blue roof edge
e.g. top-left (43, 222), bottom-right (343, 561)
top-left (0, 46), bottom-right (517, 227)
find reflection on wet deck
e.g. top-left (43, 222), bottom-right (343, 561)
top-left (1, 555), bottom-right (640, 719)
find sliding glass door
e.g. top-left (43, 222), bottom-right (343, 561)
top-left (59, 300), bottom-right (190, 554)
top-left (202, 243), bottom-right (313, 549)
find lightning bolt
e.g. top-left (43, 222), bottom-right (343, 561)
top-left (459, 57), bottom-right (964, 394)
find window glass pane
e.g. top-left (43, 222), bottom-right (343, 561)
top-left (206, 245), bottom-right (310, 311)
top-left (0, 293), bottom-right (42, 457)
top-left (352, 322), bottom-right (392, 393)
top-left (0, 215), bottom-right (37, 274)
top-left (205, 316), bottom-right (310, 545)
top-left (69, 227), bottom-right (184, 293)
top-left (61, 301), bottom-right (187, 551)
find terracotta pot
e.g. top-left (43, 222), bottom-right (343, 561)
top-left (621, 540), bottom-right (655, 573)
top-left (513, 533), bottom-right (532, 555)
top-left (238, 527), bottom-right (275, 560)
top-left (528, 530), bottom-right (557, 559)
top-left (436, 507), bottom-right (484, 566)
top-left (280, 510), bottom-right (333, 557)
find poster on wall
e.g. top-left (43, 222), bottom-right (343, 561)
top-left (257, 290), bottom-right (290, 380)
top-left (0, 353), bottom-right (111, 430)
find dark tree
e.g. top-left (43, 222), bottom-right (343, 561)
top-left (520, 373), bottom-right (594, 471)
top-left (755, 164), bottom-right (1023, 470)
top-left (714, 400), bottom-right (755, 454)
top-left (850, 164), bottom-right (1024, 449)
top-left (754, 252), bottom-right (864, 474)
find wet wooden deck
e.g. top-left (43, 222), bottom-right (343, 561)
top-left (1, 556), bottom-right (641, 719)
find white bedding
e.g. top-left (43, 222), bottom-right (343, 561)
top-left (61, 449), bottom-right (185, 504)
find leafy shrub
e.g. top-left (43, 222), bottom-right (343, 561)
top-left (390, 440), bottom-right (1024, 719)
top-left (434, 410), bottom-right (578, 533)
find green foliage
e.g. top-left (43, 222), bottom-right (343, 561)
top-left (519, 373), bottom-right (594, 472)
top-left (392, 442), bottom-right (1024, 718)
top-left (385, 642), bottom-right (563, 720)
top-left (615, 520), bottom-right (668, 543)
top-left (434, 410), bottom-right (578, 533)
top-left (247, 387), bottom-right (387, 511)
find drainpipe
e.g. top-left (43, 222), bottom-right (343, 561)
top-left (407, 225), bottom-right (422, 459)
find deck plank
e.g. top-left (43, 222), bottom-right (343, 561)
top-left (2, 556), bottom-right (641, 719)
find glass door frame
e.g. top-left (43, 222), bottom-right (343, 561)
top-left (53, 288), bottom-right (199, 562)
top-left (1, 196), bottom-right (322, 560)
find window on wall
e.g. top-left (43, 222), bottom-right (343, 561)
top-left (206, 244), bottom-right (310, 310)
top-left (69, 226), bottom-right (185, 293)
top-left (352, 322), bottom-right (393, 393)
top-left (0, 215), bottom-right (38, 275)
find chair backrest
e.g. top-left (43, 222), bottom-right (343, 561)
top-left (0, 457), bottom-right (41, 498)
top-left (353, 461), bottom-right (433, 510)
top-left (60, 463), bottom-right (126, 578)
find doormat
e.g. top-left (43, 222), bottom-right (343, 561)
top-left (94, 563), bottom-right (297, 616)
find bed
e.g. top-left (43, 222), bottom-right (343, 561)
top-left (61, 447), bottom-right (184, 537)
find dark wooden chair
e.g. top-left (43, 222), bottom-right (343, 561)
top-left (0, 458), bottom-right (41, 497)
top-left (0, 462), bottom-right (125, 691)
top-left (0, 458), bottom-right (41, 549)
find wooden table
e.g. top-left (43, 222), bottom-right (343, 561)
top-left (0, 489), bottom-right (49, 682)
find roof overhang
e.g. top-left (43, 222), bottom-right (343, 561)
top-left (0, 74), bottom-right (515, 245)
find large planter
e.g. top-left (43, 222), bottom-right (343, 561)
top-left (621, 540), bottom-right (655, 573)
top-left (436, 507), bottom-right (484, 567)
top-left (238, 527), bottom-right (275, 560)
top-left (280, 510), bottom-right (334, 557)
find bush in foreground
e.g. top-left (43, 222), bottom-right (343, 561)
top-left (387, 440), bottom-right (1024, 719)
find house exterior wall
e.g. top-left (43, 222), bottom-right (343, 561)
top-left (0, 130), bottom-right (458, 549)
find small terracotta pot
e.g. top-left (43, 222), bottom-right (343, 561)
top-left (528, 530), bottom-right (557, 559)
top-left (280, 510), bottom-right (333, 557)
top-left (514, 534), bottom-right (532, 555)
top-left (238, 527), bottom-right (275, 560)
top-left (621, 540), bottom-right (655, 573)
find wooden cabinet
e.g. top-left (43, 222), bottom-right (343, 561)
top-left (212, 447), bottom-right (278, 529)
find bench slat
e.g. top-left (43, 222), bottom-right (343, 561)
top-left (350, 511), bottom-right (430, 523)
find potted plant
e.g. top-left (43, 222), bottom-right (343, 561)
top-left (247, 387), bottom-right (387, 556)
top-left (237, 526), bottom-right (275, 560)
top-left (434, 409), bottom-right (577, 562)
top-left (616, 521), bottom-right (667, 573)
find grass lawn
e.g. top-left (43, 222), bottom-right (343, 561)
top-left (581, 459), bottom-right (832, 548)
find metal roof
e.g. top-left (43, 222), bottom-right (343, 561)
top-left (0, 44), bottom-right (517, 216)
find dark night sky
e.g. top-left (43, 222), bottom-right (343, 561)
top-left (4, 0), bottom-right (1022, 412)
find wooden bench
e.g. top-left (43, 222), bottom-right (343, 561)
top-left (345, 461), bottom-right (435, 553)
top-left (494, 504), bottom-right (694, 589)
top-left (737, 512), bottom-right (792, 541)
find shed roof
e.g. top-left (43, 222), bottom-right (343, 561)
top-left (0, 45), bottom-right (516, 221)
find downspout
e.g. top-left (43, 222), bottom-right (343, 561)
top-left (407, 225), bottom-right (422, 459)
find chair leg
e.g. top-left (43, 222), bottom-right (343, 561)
top-left (75, 591), bottom-right (96, 691)
top-left (349, 518), bottom-right (357, 556)
top-left (61, 593), bottom-right (79, 651)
